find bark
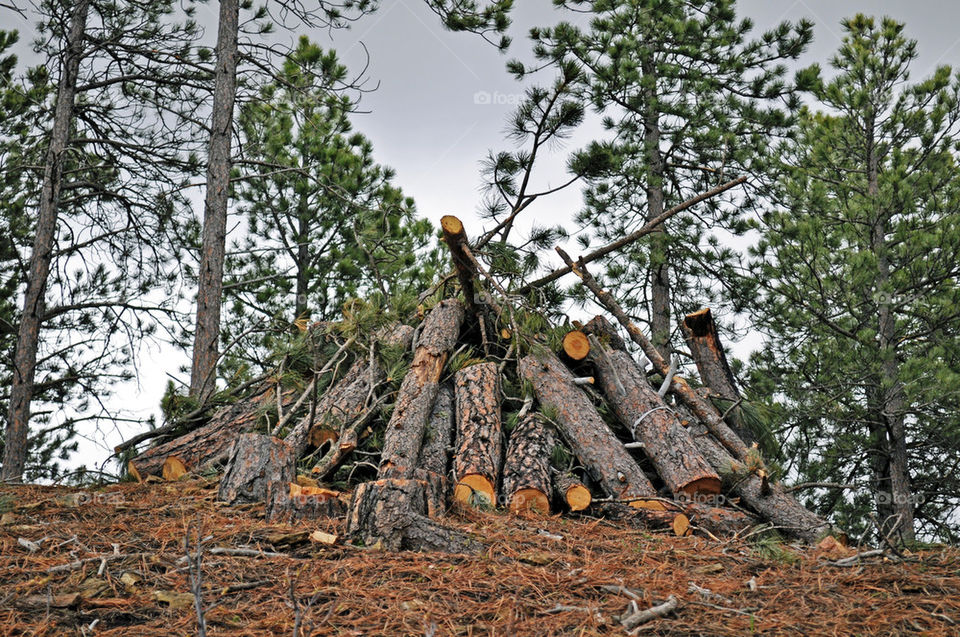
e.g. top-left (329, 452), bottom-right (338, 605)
top-left (128, 387), bottom-right (278, 479)
top-left (346, 478), bottom-right (482, 553)
top-left (440, 215), bottom-right (478, 312)
top-left (556, 248), bottom-right (749, 461)
top-left (285, 324), bottom-right (415, 458)
top-left (2, 0), bottom-right (90, 483)
top-left (217, 434), bottom-right (295, 505)
top-left (599, 503), bottom-right (691, 537)
top-left (554, 472), bottom-right (592, 512)
top-left (518, 350), bottom-right (660, 508)
top-left (501, 413), bottom-right (554, 514)
top-left (417, 383), bottom-right (455, 477)
top-left (452, 362), bottom-right (503, 509)
top-left (189, 0), bottom-right (240, 402)
top-left (583, 315), bottom-right (628, 353)
top-left (588, 339), bottom-right (721, 498)
top-left (682, 308), bottom-right (756, 447)
top-left (379, 299), bottom-right (465, 479)
top-left (685, 417), bottom-right (831, 543)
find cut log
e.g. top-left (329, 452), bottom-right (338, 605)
top-left (518, 350), bottom-right (662, 510)
top-left (501, 413), bottom-right (554, 515)
top-left (556, 246), bottom-right (750, 461)
top-left (554, 472), bottom-right (592, 512)
top-left (346, 478), bottom-right (482, 553)
top-left (441, 215), bottom-right (478, 313)
top-left (582, 315), bottom-right (628, 353)
top-left (129, 388), bottom-right (277, 479)
top-left (561, 330), bottom-right (591, 361)
top-left (379, 299), bottom-right (465, 479)
top-left (161, 456), bottom-right (188, 481)
top-left (286, 323), bottom-right (416, 459)
top-left (217, 434), bottom-right (295, 505)
top-left (414, 383), bottom-right (456, 514)
top-left (452, 362), bottom-right (503, 509)
top-left (681, 308), bottom-right (756, 446)
top-left (599, 503), bottom-right (691, 537)
top-left (586, 337), bottom-right (721, 498)
top-left (265, 481), bottom-right (346, 522)
top-left (684, 416), bottom-right (832, 543)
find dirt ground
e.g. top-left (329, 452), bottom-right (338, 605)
top-left (1, 478), bottom-right (957, 636)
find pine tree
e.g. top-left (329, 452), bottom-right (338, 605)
top-left (515, 0), bottom-right (812, 358)
top-left (220, 38), bottom-right (437, 376)
top-left (748, 15), bottom-right (960, 543)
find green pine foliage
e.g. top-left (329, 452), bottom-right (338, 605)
top-left (747, 16), bottom-right (960, 542)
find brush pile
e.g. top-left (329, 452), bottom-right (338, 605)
top-left (118, 215), bottom-right (833, 553)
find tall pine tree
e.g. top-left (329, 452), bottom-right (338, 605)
top-left (748, 15), bottom-right (960, 543)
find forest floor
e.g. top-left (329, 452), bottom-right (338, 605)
top-left (1, 478), bottom-right (958, 636)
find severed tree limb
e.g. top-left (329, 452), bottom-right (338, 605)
top-left (517, 177), bottom-right (746, 294)
top-left (556, 247), bottom-right (749, 461)
top-left (620, 595), bottom-right (679, 631)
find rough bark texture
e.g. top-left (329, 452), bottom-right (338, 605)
top-left (128, 389), bottom-right (276, 479)
top-left (379, 299), bottom-right (465, 480)
top-left (554, 472), bottom-right (592, 512)
top-left (286, 324), bottom-right (415, 458)
top-left (682, 308), bottom-right (756, 447)
top-left (501, 414), bottom-right (555, 514)
top-left (189, 0), bottom-right (239, 402)
top-left (265, 481), bottom-right (346, 522)
top-left (599, 503), bottom-right (690, 537)
top-left (518, 350), bottom-right (660, 508)
top-left (588, 340), bottom-right (721, 497)
top-left (2, 0), bottom-right (91, 482)
top-left (413, 383), bottom-right (456, 513)
top-left (583, 315), bottom-right (628, 353)
top-left (217, 434), bottom-right (295, 505)
top-left (346, 478), bottom-right (482, 553)
top-left (685, 418), bottom-right (831, 543)
top-left (440, 216), bottom-right (478, 313)
top-left (452, 362), bottom-right (503, 508)
top-left (557, 247), bottom-right (751, 462)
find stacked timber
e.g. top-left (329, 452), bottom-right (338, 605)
top-left (120, 214), bottom-right (833, 552)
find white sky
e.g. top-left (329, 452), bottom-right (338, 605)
top-left (4, 0), bottom-right (960, 475)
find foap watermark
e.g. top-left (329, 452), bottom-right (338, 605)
top-left (473, 90), bottom-right (523, 106)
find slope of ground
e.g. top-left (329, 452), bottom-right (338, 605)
top-left (1, 478), bottom-right (957, 636)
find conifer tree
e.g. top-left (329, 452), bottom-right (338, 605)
top-left (748, 15), bottom-right (960, 542)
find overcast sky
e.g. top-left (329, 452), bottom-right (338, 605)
top-left (5, 0), bottom-right (960, 475)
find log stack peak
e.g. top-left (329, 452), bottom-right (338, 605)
top-left (122, 215), bottom-right (834, 551)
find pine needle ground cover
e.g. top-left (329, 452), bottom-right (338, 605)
top-left (1, 479), bottom-right (957, 635)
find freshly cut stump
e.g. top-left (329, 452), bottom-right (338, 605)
top-left (453, 362), bottom-right (503, 509)
top-left (217, 434), bottom-right (295, 505)
top-left (519, 351), bottom-right (662, 509)
top-left (554, 472), bottom-right (592, 512)
top-left (588, 339), bottom-right (721, 498)
top-left (502, 413), bottom-right (555, 515)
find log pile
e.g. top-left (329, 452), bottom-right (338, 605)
top-left (120, 214), bottom-right (834, 552)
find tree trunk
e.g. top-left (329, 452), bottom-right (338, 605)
top-left (189, 0), bottom-right (239, 402)
top-left (128, 388), bottom-right (276, 479)
top-left (417, 383), bottom-right (455, 477)
top-left (2, 0), bottom-right (90, 483)
top-left (217, 434), bottom-right (295, 505)
top-left (346, 478), bottom-right (482, 553)
top-left (379, 299), bottom-right (464, 479)
top-left (681, 308), bottom-right (756, 447)
top-left (452, 362), bottom-right (503, 509)
top-left (587, 338), bottom-right (721, 498)
top-left (440, 216), bottom-right (478, 312)
top-left (518, 350), bottom-right (661, 509)
top-left (501, 413), bottom-right (554, 514)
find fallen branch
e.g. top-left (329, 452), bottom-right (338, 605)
top-left (518, 177), bottom-right (746, 293)
top-left (620, 594), bottom-right (679, 631)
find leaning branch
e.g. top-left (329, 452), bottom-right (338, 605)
top-left (517, 176), bottom-right (746, 293)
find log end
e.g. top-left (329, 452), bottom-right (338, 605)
top-left (508, 488), bottom-right (550, 515)
top-left (440, 215), bottom-right (464, 236)
top-left (161, 456), bottom-right (188, 481)
top-left (562, 330), bottom-right (591, 361)
top-left (127, 461), bottom-right (143, 483)
top-left (564, 483), bottom-right (593, 512)
top-left (678, 476), bottom-right (723, 498)
top-left (672, 513), bottom-right (692, 537)
top-left (628, 499), bottom-right (669, 512)
top-left (454, 474), bottom-right (496, 509)
top-left (683, 308), bottom-right (714, 337)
